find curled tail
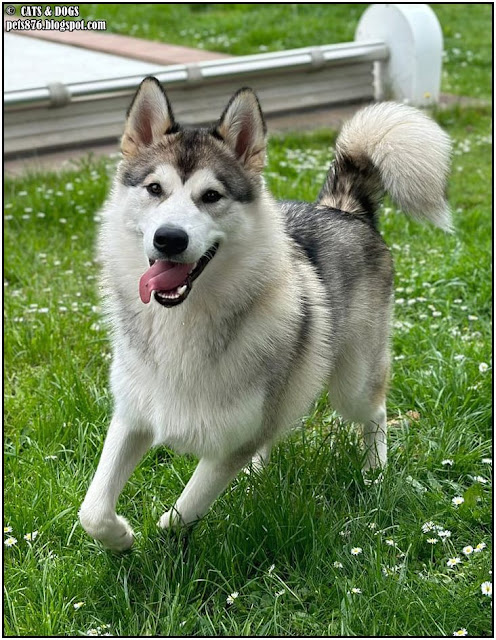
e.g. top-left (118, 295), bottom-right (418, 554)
top-left (318, 102), bottom-right (452, 231)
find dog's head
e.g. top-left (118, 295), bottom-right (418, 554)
top-left (116, 77), bottom-right (267, 308)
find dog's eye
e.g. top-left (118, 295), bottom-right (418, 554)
top-left (146, 183), bottom-right (162, 196)
top-left (202, 190), bottom-right (222, 204)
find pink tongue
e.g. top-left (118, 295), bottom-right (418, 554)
top-left (139, 260), bottom-right (194, 304)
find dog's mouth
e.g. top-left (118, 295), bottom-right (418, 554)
top-left (139, 244), bottom-right (219, 308)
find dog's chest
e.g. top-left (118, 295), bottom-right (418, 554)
top-left (111, 310), bottom-right (266, 457)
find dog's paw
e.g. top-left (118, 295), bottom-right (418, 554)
top-left (80, 510), bottom-right (134, 552)
top-left (157, 509), bottom-right (183, 530)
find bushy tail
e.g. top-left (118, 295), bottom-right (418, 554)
top-left (318, 102), bottom-right (452, 231)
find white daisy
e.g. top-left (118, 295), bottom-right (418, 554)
top-left (73, 601), bottom-right (85, 610)
top-left (350, 547), bottom-right (362, 556)
top-left (480, 581), bottom-right (492, 596)
top-left (23, 531), bottom-right (38, 542)
top-left (226, 591), bottom-right (239, 605)
top-left (441, 459), bottom-right (454, 466)
top-left (426, 538), bottom-right (438, 544)
top-left (452, 496), bottom-right (464, 506)
top-left (4, 537), bottom-right (17, 547)
top-left (453, 629), bottom-right (468, 636)
top-left (474, 542), bottom-right (487, 552)
top-left (350, 587), bottom-right (362, 594)
top-left (447, 557), bottom-right (462, 567)
top-left (333, 561), bottom-right (343, 569)
top-left (462, 546), bottom-right (474, 556)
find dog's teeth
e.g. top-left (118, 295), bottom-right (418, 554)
top-left (177, 285), bottom-right (187, 295)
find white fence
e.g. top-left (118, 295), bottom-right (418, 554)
top-left (4, 4), bottom-right (443, 157)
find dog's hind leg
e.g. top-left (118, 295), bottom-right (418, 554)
top-left (79, 416), bottom-right (153, 551)
top-left (158, 452), bottom-right (251, 528)
top-left (249, 442), bottom-right (272, 473)
top-left (328, 347), bottom-right (389, 477)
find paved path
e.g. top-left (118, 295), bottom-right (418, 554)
top-left (4, 16), bottom-right (230, 92)
top-left (5, 34), bottom-right (167, 91)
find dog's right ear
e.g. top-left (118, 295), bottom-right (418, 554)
top-left (121, 77), bottom-right (177, 157)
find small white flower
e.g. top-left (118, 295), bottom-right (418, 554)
top-left (447, 557), bottom-right (461, 567)
top-left (452, 496), bottom-right (465, 506)
top-left (474, 542), bottom-right (487, 553)
top-left (86, 630), bottom-right (99, 637)
top-left (481, 458), bottom-right (492, 465)
top-left (467, 315), bottom-right (478, 321)
top-left (267, 564), bottom-right (275, 575)
top-left (471, 475), bottom-right (488, 484)
top-left (422, 521), bottom-right (436, 533)
top-left (4, 526), bottom-right (12, 534)
top-left (426, 538), bottom-right (438, 544)
top-left (333, 561), bottom-right (343, 569)
top-left (453, 629), bottom-right (468, 637)
top-left (438, 529), bottom-right (452, 539)
top-left (275, 589), bottom-right (285, 597)
top-left (462, 546), bottom-right (474, 556)
top-left (385, 539), bottom-right (396, 546)
top-left (350, 587), bottom-right (362, 594)
top-left (441, 459), bottom-right (454, 466)
top-left (4, 537), bottom-right (17, 547)
top-left (478, 362), bottom-right (489, 373)
top-left (481, 581), bottom-right (492, 596)
top-left (350, 547), bottom-right (362, 556)
top-left (368, 522), bottom-right (377, 530)
top-left (226, 591), bottom-right (239, 605)
top-left (23, 531), bottom-right (38, 542)
top-left (73, 601), bottom-right (85, 610)
top-left (454, 354), bottom-right (465, 361)
top-left (44, 455), bottom-right (58, 460)
top-left (432, 310), bottom-right (442, 317)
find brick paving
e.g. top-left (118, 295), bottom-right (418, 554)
top-left (3, 15), bottom-right (231, 65)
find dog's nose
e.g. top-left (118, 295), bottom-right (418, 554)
top-left (153, 225), bottom-right (189, 255)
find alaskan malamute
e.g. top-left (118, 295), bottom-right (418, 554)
top-left (80, 77), bottom-right (451, 551)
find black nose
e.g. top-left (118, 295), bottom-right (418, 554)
top-left (153, 225), bottom-right (189, 255)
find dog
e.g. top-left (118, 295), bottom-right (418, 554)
top-left (79, 77), bottom-right (451, 551)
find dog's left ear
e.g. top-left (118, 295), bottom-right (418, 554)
top-left (216, 88), bottom-right (267, 173)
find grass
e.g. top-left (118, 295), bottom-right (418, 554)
top-left (4, 4), bottom-right (492, 638)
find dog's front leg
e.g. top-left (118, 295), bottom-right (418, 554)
top-left (158, 454), bottom-right (249, 528)
top-left (79, 416), bottom-right (152, 551)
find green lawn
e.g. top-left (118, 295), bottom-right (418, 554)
top-left (4, 4), bottom-right (492, 638)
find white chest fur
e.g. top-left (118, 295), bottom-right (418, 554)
top-left (109, 303), bottom-right (267, 459)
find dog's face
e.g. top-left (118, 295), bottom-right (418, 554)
top-left (116, 77), bottom-right (267, 307)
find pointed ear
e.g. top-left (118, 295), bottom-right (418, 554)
top-left (216, 88), bottom-right (267, 173)
top-left (121, 77), bottom-right (177, 157)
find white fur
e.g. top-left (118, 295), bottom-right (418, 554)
top-left (336, 102), bottom-right (453, 230)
